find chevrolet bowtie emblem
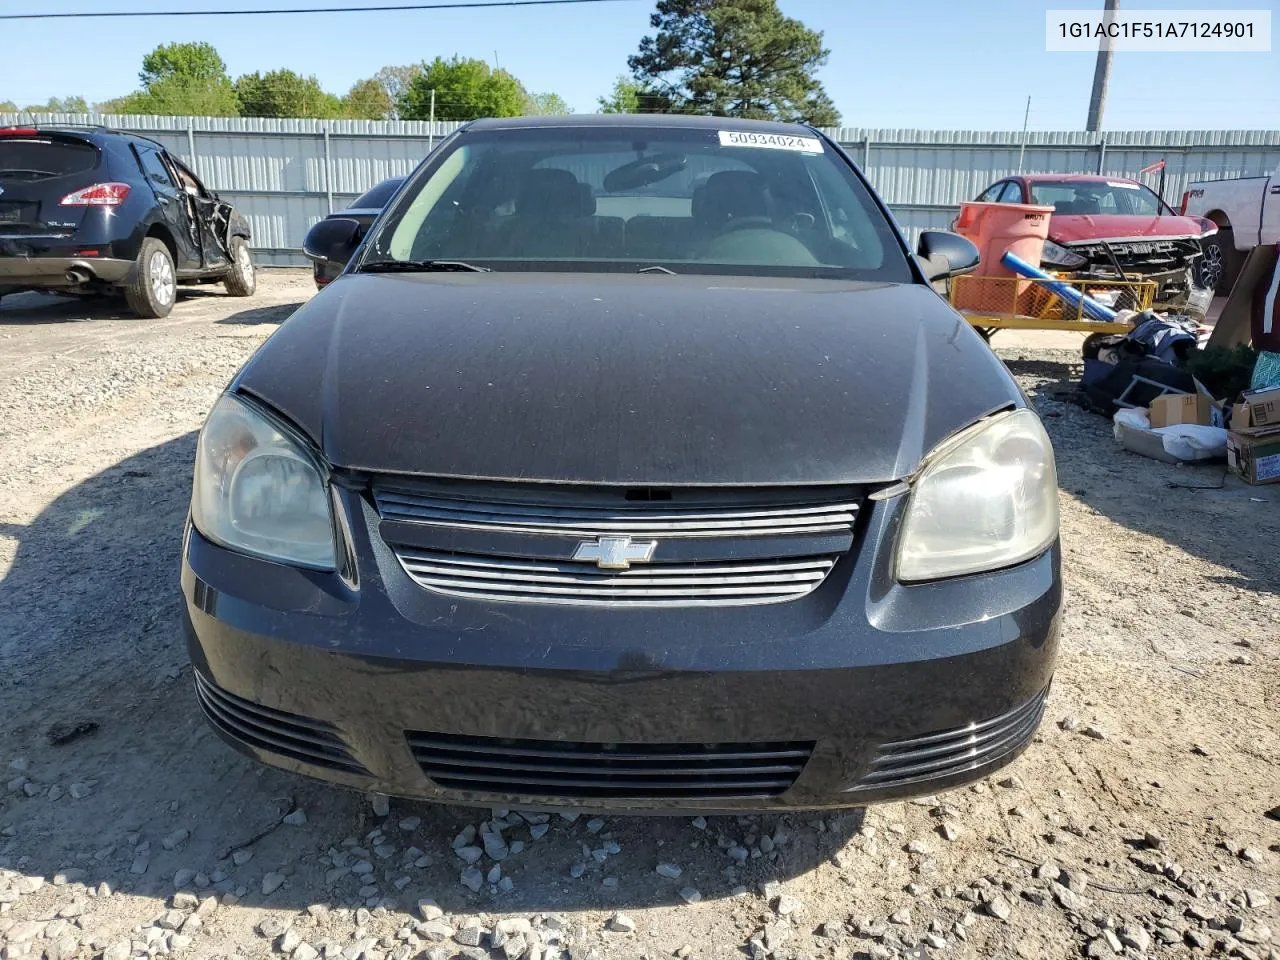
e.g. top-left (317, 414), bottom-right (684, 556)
top-left (572, 536), bottom-right (657, 570)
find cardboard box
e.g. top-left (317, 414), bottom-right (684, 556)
top-left (1231, 401), bottom-right (1253, 431)
top-left (1227, 429), bottom-right (1280, 484)
top-left (1244, 386), bottom-right (1280, 429)
top-left (1148, 392), bottom-right (1215, 428)
top-left (1116, 420), bottom-right (1183, 464)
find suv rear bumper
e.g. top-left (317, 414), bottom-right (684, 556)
top-left (0, 255), bottom-right (133, 287)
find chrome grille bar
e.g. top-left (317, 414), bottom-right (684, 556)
top-left (375, 490), bottom-right (858, 538)
top-left (395, 549), bottom-right (836, 606)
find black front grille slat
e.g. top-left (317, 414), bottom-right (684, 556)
top-left (420, 755), bottom-right (805, 777)
top-left (408, 731), bottom-right (812, 800)
top-left (848, 687), bottom-right (1049, 792)
top-left (194, 673), bottom-right (369, 776)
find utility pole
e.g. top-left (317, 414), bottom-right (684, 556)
top-left (1086, 0), bottom-right (1119, 132)
top-left (428, 89), bottom-right (435, 151)
top-left (1018, 96), bottom-right (1031, 174)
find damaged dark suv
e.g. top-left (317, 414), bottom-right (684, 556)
top-left (0, 125), bottom-right (256, 317)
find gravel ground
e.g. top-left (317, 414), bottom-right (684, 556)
top-left (1, 272), bottom-right (1277, 960)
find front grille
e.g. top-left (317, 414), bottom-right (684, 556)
top-left (375, 483), bottom-right (859, 608)
top-left (407, 731), bottom-right (813, 799)
top-left (193, 672), bottom-right (369, 776)
top-left (848, 687), bottom-right (1048, 792)
top-left (395, 548), bottom-right (837, 606)
top-left (375, 489), bottom-right (858, 537)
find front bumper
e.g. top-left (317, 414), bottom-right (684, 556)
top-left (181, 489), bottom-right (1061, 812)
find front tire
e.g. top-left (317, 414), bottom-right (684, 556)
top-left (224, 236), bottom-right (256, 297)
top-left (1198, 227), bottom-right (1242, 294)
top-left (124, 238), bottom-right (177, 319)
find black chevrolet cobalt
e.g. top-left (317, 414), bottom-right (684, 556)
top-left (182, 115), bottom-right (1061, 812)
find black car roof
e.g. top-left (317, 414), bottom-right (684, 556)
top-left (7, 124), bottom-right (169, 151)
top-left (465, 114), bottom-right (820, 136)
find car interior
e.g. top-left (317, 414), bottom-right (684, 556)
top-left (398, 144), bottom-right (890, 271)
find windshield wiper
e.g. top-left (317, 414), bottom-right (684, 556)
top-left (637, 265), bottom-right (678, 275)
top-left (0, 168), bottom-right (58, 177)
top-left (360, 259), bottom-right (490, 274)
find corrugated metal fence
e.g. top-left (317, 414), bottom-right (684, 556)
top-left (5, 113), bottom-right (1280, 265)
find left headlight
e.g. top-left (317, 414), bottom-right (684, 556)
top-left (896, 409), bottom-right (1058, 582)
top-left (191, 393), bottom-right (336, 570)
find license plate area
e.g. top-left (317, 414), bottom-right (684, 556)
top-left (0, 201), bottom-right (39, 227)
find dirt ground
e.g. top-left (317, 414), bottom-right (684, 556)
top-left (0, 272), bottom-right (1276, 960)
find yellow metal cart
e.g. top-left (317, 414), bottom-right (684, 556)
top-left (949, 275), bottom-right (1157, 340)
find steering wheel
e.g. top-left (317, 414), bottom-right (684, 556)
top-left (717, 215), bottom-right (777, 233)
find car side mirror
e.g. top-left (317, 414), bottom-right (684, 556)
top-left (916, 230), bottom-right (981, 281)
top-left (303, 217), bottom-right (363, 267)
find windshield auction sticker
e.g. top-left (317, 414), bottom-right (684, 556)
top-left (1046, 9), bottom-right (1270, 51)
top-left (718, 131), bottom-right (824, 153)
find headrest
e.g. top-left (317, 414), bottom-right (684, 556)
top-left (516, 168), bottom-right (595, 218)
top-left (691, 170), bottom-right (769, 226)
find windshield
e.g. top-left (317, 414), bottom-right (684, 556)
top-left (366, 125), bottom-right (913, 281)
top-left (1029, 180), bottom-right (1168, 216)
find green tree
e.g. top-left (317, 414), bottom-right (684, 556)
top-left (140, 41), bottom-right (228, 86)
top-left (596, 75), bottom-right (670, 114)
top-left (235, 69), bottom-right (342, 118)
top-left (373, 64), bottom-right (422, 117)
top-left (628, 0), bottom-right (839, 126)
top-left (0, 100), bottom-right (17, 113)
top-left (398, 56), bottom-right (529, 121)
top-left (526, 92), bottom-right (572, 116)
top-left (597, 76), bottom-right (642, 113)
top-left (19, 96), bottom-right (91, 113)
top-left (117, 41), bottom-right (238, 116)
top-left (342, 78), bottom-right (394, 119)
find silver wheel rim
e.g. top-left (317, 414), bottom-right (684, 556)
top-left (236, 243), bottom-right (254, 284)
top-left (150, 251), bottom-right (175, 305)
top-left (1199, 243), bottom-right (1223, 288)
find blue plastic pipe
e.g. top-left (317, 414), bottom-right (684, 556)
top-left (1000, 250), bottom-right (1118, 323)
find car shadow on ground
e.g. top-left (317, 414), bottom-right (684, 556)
top-left (217, 302), bottom-right (307, 325)
top-left (1002, 353), bottom-right (1280, 598)
top-left (0, 288), bottom-right (231, 324)
top-left (0, 434), bottom-right (863, 920)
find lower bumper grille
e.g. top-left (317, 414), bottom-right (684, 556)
top-left (407, 731), bottom-right (813, 799)
top-left (194, 672), bottom-right (369, 776)
top-left (848, 687), bottom-right (1048, 792)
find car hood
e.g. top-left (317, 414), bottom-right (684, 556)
top-left (233, 272), bottom-right (1022, 486)
top-left (1050, 213), bottom-right (1211, 243)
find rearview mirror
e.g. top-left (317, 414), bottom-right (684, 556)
top-left (916, 230), bottom-right (981, 281)
top-left (303, 217), bottom-right (363, 267)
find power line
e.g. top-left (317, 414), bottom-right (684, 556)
top-left (0, 0), bottom-right (635, 20)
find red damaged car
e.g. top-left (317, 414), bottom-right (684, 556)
top-left (971, 174), bottom-right (1218, 310)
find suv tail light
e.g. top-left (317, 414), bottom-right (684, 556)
top-left (60, 182), bottom-right (131, 206)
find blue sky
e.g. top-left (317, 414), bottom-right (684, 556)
top-left (1, 0), bottom-right (1277, 129)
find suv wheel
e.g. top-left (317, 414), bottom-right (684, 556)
top-left (124, 238), bottom-right (177, 318)
top-left (1197, 228), bottom-right (1241, 294)
top-left (224, 236), bottom-right (256, 297)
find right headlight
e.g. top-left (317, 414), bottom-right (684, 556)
top-left (896, 409), bottom-right (1059, 582)
top-left (191, 393), bottom-right (336, 570)
top-left (1040, 240), bottom-right (1088, 270)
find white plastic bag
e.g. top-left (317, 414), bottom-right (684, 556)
top-left (1112, 407), bottom-right (1150, 438)
top-left (1158, 424), bottom-right (1228, 462)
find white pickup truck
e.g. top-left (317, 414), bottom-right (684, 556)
top-left (1183, 160), bottom-right (1280, 293)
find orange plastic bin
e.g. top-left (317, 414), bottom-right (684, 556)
top-left (952, 201), bottom-right (1054, 312)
